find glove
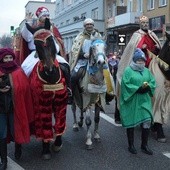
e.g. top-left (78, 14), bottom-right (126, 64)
top-left (25, 12), bottom-right (34, 25)
top-left (136, 85), bottom-right (150, 94)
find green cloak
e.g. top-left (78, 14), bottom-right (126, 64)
top-left (120, 66), bottom-right (156, 128)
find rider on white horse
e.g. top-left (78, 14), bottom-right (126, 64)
top-left (70, 18), bottom-right (114, 101)
top-left (70, 18), bottom-right (101, 95)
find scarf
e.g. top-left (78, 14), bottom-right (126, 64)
top-left (130, 61), bottom-right (145, 72)
top-left (0, 48), bottom-right (19, 74)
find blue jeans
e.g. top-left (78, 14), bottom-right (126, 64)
top-left (0, 113), bottom-right (14, 139)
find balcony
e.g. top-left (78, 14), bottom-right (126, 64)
top-left (107, 12), bottom-right (142, 28)
top-left (114, 12), bottom-right (142, 27)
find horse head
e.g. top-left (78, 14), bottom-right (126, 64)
top-left (158, 31), bottom-right (170, 80)
top-left (34, 29), bottom-right (60, 83)
top-left (89, 35), bottom-right (107, 69)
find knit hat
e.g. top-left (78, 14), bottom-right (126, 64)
top-left (36, 7), bottom-right (50, 18)
top-left (0, 48), bottom-right (15, 61)
top-left (133, 48), bottom-right (146, 62)
top-left (83, 18), bottom-right (94, 26)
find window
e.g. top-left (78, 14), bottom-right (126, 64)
top-left (56, 3), bottom-right (60, 11)
top-left (67, 0), bottom-right (72, 5)
top-left (148, 0), bottom-right (155, 10)
top-left (60, 22), bottom-right (64, 27)
top-left (119, 0), bottom-right (124, 6)
top-left (127, 0), bottom-right (133, 12)
top-left (137, 0), bottom-right (143, 12)
top-left (159, 0), bottom-right (167, 6)
top-left (108, 5), bottom-right (112, 18)
top-left (91, 8), bottom-right (98, 20)
top-left (81, 13), bottom-right (86, 20)
top-left (61, 0), bottom-right (64, 9)
top-left (66, 19), bottom-right (70, 25)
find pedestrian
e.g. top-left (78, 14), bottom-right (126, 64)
top-left (0, 48), bottom-right (34, 169)
top-left (108, 51), bottom-right (119, 86)
top-left (120, 48), bottom-right (156, 155)
top-left (116, 16), bottom-right (166, 141)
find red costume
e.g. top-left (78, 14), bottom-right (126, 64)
top-left (137, 33), bottom-right (159, 67)
top-left (9, 68), bottom-right (34, 143)
top-left (29, 60), bottom-right (68, 141)
top-left (0, 48), bottom-right (34, 144)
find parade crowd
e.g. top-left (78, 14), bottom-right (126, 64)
top-left (0, 6), bottom-right (169, 170)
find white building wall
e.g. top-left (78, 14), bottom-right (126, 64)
top-left (53, 0), bottom-right (105, 53)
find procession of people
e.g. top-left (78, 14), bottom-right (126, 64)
top-left (0, 6), bottom-right (170, 169)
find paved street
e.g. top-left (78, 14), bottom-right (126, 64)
top-left (7, 100), bottom-right (170, 170)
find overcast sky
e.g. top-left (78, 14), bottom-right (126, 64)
top-left (0, 0), bottom-right (54, 37)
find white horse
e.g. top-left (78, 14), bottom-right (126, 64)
top-left (71, 38), bottom-right (112, 149)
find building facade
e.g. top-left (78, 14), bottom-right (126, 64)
top-left (143, 0), bottom-right (169, 43)
top-left (106, 0), bottom-right (170, 52)
top-left (106, 0), bottom-right (143, 53)
top-left (53, 0), bottom-right (105, 54)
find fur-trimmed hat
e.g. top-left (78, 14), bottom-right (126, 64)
top-left (36, 7), bottom-right (50, 18)
top-left (133, 48), bottom-right (146, 62)
top-left (139, 15), bottom-right (149, 22)
top-left (83, 18), bottom-right (94, 26)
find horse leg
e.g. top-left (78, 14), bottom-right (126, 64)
top-left (94, 103), bottom-right (101, 142)
top-left (152, 123), bottom-right (166, 143)
top-left (78, 109), bottom-right (84, 127)
top-left (71, 101), bottom-right (79, 131)
top-left (42, 141), bottom-right (51, 160)
top-left (114, 96), bottom-right (121, 124)
top-left (85, 108), bottom-right (93, 150)
top-left (52, 135), bottom-right (63, 152)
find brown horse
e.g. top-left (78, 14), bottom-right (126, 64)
top-left (29, 28), bottom-right (68, 159)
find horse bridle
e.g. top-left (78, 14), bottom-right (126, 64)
top-left (90, 39), bottom-right (106, 64)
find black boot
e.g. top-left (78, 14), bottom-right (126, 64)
top-left (155, 123), bottom-right (166, 143)
top-left (15, 143), bottom-right (22, 160)
top-left (42, 141), bottom-right (51, 160)
top-left (52, 135), bottom-right (63, 152)
top-left (114, 97), bottom-right (121, 124)
top-left (141, 128), bottom-right (153, 155)
top-left (126, 128), bottom-right (137, 154)
top-left (0, 138), bottom-right (7, 170)
top-left (59, 63), bottom-right (73, 104)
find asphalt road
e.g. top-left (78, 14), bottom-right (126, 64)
top-left (6, 100), bottom-right (170, 170)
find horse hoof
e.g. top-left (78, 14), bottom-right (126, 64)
top-left (86, 144), bottom-right (93, 150)
top-left (52, 144), bottom-right (63, 152)
top-left (94, 138), bottom-right (101, 143)
top-left (157, 138), bottom-right (167, 143)
top-left (73, 126), bottom-right (79, 132)
top-left (41, 153), bottom-right (52, 160)
top-left (78, 121), bottom-right (83, 127)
